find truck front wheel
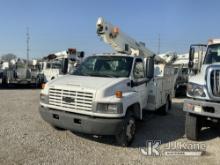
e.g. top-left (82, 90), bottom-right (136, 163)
top-left (115, 112), bottom-right (136, 147)
top-left (2, 76), bottom-right (8, 87)
top-left (185, 113), bottom-right (201, 140)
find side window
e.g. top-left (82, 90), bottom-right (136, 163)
top-left (46, 63), bottom-right (51, 69)
top-left (133, 59), bottom-right (145, 79)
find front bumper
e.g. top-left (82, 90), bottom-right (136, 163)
top-left (183, 99), bottom-right (220, 118)
top-left (39, 106), bottom-right (124, 135)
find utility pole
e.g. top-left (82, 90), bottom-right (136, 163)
top-left (26, 27), bottom-right (30, 69)
top-left (157, 33), bottom-right (160, 55)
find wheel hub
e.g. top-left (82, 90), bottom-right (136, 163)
top-left (126, 119), bottom-right (135, 140)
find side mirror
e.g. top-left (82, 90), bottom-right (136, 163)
top-left (79, 51), bottom-right (84, 58)
top-left (62, 58), bottom-right (69, 74)
top-left (188, 46), bottom-right (195, 69)
top-left (130, 80), bottom-right (134, 88)
top-left (146, 57), bottom-right (154, 79)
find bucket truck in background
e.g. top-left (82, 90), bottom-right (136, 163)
top-left (39, 17), bottom-right (175, 146)
top-left (39, 48), bottom-right (84, 83)
top-left (2, 58), bottom-right (41, 86)
top-left (157, 51), bottom-right (204, 97)
top-left (157, 52), bottom-right (188, 96)
top-left (157, 51), bottom-right (177, 64)
top-left (172, 53), bottom-right (189, 96)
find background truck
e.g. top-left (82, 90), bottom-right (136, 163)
top-left (0, 61), bottom-right (9, 81)
top-left (172, 53), bottom-right (189, 96)
top-left (39, 48), bottom-right (84, 83)
top-left (172, 53), bottom-right (203, 96)
top-left (2, 58), bottom-right (41, 86)
top-left (183, 39), bottom-right (220, 140)
top-left (39, 17), bottom-right (176, 146)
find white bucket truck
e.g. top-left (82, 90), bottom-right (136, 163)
top-left (2, 59), bottom-right (41, 86)
top-left (39, 48), bottom-right (84, 83)
top-left (39, 17), bottom-right (175, 146)
top-left (184, 39), bottom-right (220, 140)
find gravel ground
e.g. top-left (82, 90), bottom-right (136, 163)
top-left (0, 88), bottom-right (220, 165)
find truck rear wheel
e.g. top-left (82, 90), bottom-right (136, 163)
top-left (158, 97), bottom-right (170, 115)
top-left (2, 76), bottom-right (8, 87)
top-left (52, 125), bottom-right (66, 131)
top-left (185, 113), bottom-right (201, 140)
top-left (2, 77), bottom-right (6, 85)
top-left (115, 112), bottom-right (136, 147)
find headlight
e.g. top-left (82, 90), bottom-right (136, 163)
top-left (96, 103), bottom-right (123, 114)
top-left (187, 83), bottom-right (206, 97)
top-left (40, 93), bottom-right (49, 104)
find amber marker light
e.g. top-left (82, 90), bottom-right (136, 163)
top-left (115, 90), bottom-right (123, 98)
top-left (113, 27), bottom-right (119, 34)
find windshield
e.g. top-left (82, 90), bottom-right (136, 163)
top-left (204, 44), bottom-right (220, 64)
top-left (182, 68), bottom-right (188, 74)
top-left (73, 56), bottom-right (133, 78)
top-left (46, 61), bottom-right (62, 69)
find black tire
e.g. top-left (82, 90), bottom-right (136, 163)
top-left (2, 76), bottom-right (8, 87)
top-left (2, 77), bottom-right (6, 85)
top-left (158, 97), bottom-right (170, 115)
top-left (185, 113), bottom-right (201, 141)
top-left (115, 112), bottom-right (136, 147)
top-left (168, 98), bottom-right (172, 110)
top-left (52, 125), bottom-right (66, 131)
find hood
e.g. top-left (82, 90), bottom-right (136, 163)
top-left (187, 64), bottom-right (219, 100)
top-left (189, 64), bottom-right (213, 85)
top-left (48, 75), bottom-right (127, 90)
top-left (189, 73), bottom-right (205, 85)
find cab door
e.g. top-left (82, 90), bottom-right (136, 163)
top-left (132, 58), bottom-right (148, 109)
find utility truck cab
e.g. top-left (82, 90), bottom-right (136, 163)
top-left (40, 60), bottom-right (67, 82)
top-left (184, 39), bottom-right (220, 140)
top-left (40, 49), bottom-right (84, 82)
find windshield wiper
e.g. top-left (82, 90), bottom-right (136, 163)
top-left (87, 73), bottom-right (117, 78)
top-left (73, 72), bottom-right (91, 76)
top-left (102, 74), bottom-right (117, 78)
top-left (75, 72), bottom-right (118, 78)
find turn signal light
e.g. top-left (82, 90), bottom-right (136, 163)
top-left (115, 90), bottom-right (123, 98)
top-left (113, 27), bottom-right (119, 34)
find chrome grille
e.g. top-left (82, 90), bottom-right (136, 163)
top-left (207, 66), bottom-right (220, 100)
top-left (211, 70), bottom-right (220, 96)
top-left (49, 88), bottom-right (93, 111)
